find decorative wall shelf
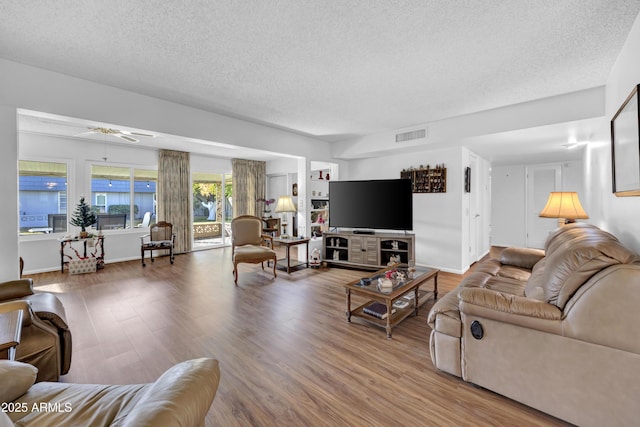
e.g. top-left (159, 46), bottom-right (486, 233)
top-left (401, 165), bottom-right (447, 193)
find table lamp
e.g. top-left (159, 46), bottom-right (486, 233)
top-left (275, 195), bottom-right (297, 238)
top-left (539, 192), bottom-right (589, 227)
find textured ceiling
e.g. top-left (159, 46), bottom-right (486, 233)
top-left (1, 1), bottom-right (640, 150)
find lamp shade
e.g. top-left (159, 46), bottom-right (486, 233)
top-left (539, 192), bottom-right (589, 220)
top-left (274, 195), bottom-right (297, 213)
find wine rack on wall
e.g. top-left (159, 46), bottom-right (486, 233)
top-left (401, 165), bottom-right (447, 193)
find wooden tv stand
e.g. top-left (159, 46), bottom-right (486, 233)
top-left (322, 231), bottom-right (415, 269)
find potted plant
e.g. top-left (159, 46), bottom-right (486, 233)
top-left (257, 198), bottom-right (276, 218)
top-left (70, 196), bottom-right (97, 238)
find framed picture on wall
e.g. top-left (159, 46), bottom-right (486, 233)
top-left (611, 83), bottom-right (640, 196)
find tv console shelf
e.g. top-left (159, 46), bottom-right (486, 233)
top-left (323, 231), bottom-right (415, 269)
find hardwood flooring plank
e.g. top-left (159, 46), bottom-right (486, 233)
top-left (25, 247), bottom-right (569, 426)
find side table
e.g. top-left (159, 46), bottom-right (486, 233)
top-left (273, 237), bottom-right (310, 273)
top-left (60, 236), bottom-right (105, 272)
top-left (0, 310), bottom-right (23, 360)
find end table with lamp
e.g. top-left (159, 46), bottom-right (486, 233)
top-left (274, 195), bottom-right (297, 238)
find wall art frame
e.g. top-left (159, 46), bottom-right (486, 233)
top-left (611, 83), bottom-right (640, 196)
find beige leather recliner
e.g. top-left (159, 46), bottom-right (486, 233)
top-left (1, 357), bottom-right (220, 426)
top-left (428, 223), bottom-right (640, 427)
top-left (0, 279), bottom-right (71, 382)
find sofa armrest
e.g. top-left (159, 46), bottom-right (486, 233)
top-left (120, 358), bottom-right (220, 427)
top-left (459, 288), bottom-right (562, 334)
top-left (499, 247), bottom-right (545, 270)
top-left (460, 288), bottom-right (560, 319)
top-left (25, 293), bottom-right (69, 331)
top-left (0, 279), bottom-right (35, 301)
top-left (0, 300), bottom-right (33, 326)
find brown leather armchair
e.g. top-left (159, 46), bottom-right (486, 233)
top-left (0, 279), bottom-right (71, 382)
top-left (231, 215), bottom-right (277, 284)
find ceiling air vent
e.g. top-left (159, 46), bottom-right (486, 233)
top-left (396, 128), bottom-right (427, 143)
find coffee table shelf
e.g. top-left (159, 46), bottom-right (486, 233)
top-left (351, 289), bottom-right (435, 329)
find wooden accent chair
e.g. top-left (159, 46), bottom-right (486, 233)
top-left (140, 221), bottom-right (175, 266)
top-left (231, 215), bottom-right (277, 284)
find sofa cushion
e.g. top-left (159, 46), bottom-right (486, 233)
top-left (8, 382), bottom-right (147, 425)
top-left (544, 238), bottom-right (637, 308)
top-left (484, 276), bottom-right (527, 296)
top-left (459, 271), bottom-right (493, 288)
top-left (0, 411), bottom-right (13, 427)
top-left (496, 265), bottom-right (531, 282)
top-left (499, 247), bottom-right (545, 270)
top-left (525, 257), bottom-right (547, 298)
top-left (526, 286), bottom-right (545, 301)
top-left (0, 360), bottom-right (37, 403)
top-left (472, 259), bottom-right (501, 275)
top-left (233, 245), bottom-right (276, 262)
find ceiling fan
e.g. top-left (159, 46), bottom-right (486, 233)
top-left (78, 127), bottom-right (156, 143)
top-left (33, 117), bottom-right (156, 143)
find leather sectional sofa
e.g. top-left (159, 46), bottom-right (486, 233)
top-left (428, 223), bottom-right (640, 426)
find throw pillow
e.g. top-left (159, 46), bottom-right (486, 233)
top-left (0, 360), bottom-right (37, 403)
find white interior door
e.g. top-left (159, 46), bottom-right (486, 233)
top-left (526, 164), bottom-right (561, 248)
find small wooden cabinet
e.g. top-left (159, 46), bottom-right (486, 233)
top-left (323, 231), bottom-right (415, 269)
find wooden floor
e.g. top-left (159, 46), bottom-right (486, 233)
top-left (26, 247), bottom-right (569, 427)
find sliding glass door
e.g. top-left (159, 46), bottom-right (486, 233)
top-left (192, 171), bottom-right (233, 249)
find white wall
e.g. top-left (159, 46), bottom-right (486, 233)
top-left (491, 160), bottom-right (584, 248)
top-left (585, 12), bottom-right (640, 252)
top-left (0, 59), bottom-right (334, 280)
top-left (345, 146), bottom-right (489, 273)
top-left (0, 107), bottom-right (19, 280)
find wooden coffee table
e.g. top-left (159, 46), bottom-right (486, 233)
top-left (345, 265), bottom-right (438, 339)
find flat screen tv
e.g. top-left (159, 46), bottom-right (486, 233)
top-left (329, 179), bottom-right (413, 231)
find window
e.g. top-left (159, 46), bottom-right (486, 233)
top-left (19, 160), bottom-right (68, 235)
top-left (90, 165), bottom-right (156, 230)
top-left (192, 171), bottom-right (232, 247)
top-left (133, 169), bottom-right (157, 228)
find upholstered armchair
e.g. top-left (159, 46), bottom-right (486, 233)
top-left (0, 279), bottom-right (71, 382)
top-left (231, 215), bottom-right (277, 284)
